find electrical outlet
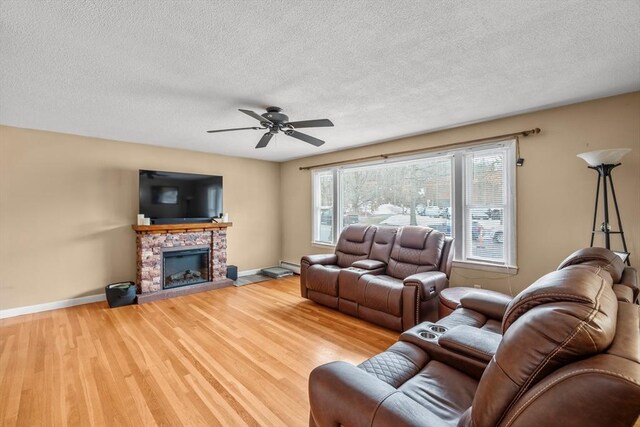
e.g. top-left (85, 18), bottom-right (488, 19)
top-left (473, 284), bottom-right (482, 289)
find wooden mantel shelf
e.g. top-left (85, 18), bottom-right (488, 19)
top-left (131, 222), bottom-right (233, 234)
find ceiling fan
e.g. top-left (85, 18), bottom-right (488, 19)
top-left (207, 106), bottom-right (334, 149)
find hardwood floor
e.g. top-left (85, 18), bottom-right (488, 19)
top-left (0, 276), bottom-right (398, 426)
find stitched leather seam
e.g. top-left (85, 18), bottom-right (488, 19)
top-left (369, 390), bottom-right (401, 427)
top-left (583, 321), bottom-right (598, 353)
top-left (406, 283), bottom-right (420, 325)
top-left (503, 292), bottom-right (594, 331)
top-left (386, 350), bottom-right (421, 372)
top-left (497, 274), bottom-right (606, 425)
top-left (503, 368), bottom-right (640, 427)
top-left (522, 279), bottom-right (603, 390)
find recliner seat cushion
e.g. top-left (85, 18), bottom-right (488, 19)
top-left (398, 360), bottom-right (478, 423)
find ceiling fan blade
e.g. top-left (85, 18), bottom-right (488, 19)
top-left (255, 132), bottom-right (274, 149)
top-left (207, 126), bottom-right (263, 133)
top-left (239, 109), bottom-right (272, 124)
top-left (285, 130), bottom-right (325, 147)
top-left (287, 119), bottom-right (334, 129)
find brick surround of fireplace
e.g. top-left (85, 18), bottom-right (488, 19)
top-left (132, 222), bottom-right (233, 303)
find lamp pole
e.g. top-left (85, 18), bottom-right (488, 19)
top-left (588, 162), bottom-right (629, 265)
top-left (578, 148), bottom-right (631, 266)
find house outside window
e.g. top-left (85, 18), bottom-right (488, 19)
top-left (311, 140), bottom-right (517, 270)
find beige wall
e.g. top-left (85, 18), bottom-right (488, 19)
top-left (280, 92), bottom-right (640, 296)
top-left (0, 126), bottom-right (282, 309)
top-left (1, 93), bottom-right (638, 310)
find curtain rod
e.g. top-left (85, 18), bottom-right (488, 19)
top-left (298, 128), bottom-right (541, 171)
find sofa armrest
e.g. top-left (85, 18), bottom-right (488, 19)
top-left (403, 271), bottom-right (448, 301)
top-left (309, 361), bottom-right (397, 427)
top-left (309, 361), bottom-right (449, 427)
top-left (301, 254), bottom-right (338, 266)
top-left (399, 323), bottom-right (489, 380)
top-left (619, 267), bottom-right (638, 302)
top-left (351, 259), bottom-right (387, 270)
top-left (300, 254), bottom-right (338, 298)
top-left (613, 284), bottom-right (634, 303)
top-left (438, 325), bottom-right (501, 363)
top-left (459, 290), bottom-right (512, 320)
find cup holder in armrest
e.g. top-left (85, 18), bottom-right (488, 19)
top-left (429, 325), bottom-right (447, 334)
top-left (419, 331), bottom-right (438, 340)
top-left (413, 322), bottom-right (448, 341)
top-left (400, 322), bottom-right (451, 344)
top-left (399, 323), bottom-right (494, 380)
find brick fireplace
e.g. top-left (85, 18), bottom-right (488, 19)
top-left (132, 222), bottom-right (233, 303)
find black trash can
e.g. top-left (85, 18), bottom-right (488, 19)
top-left (226, 265), bottom-right (238, 281)
top-left (105, 282), bottom-right (137, 308)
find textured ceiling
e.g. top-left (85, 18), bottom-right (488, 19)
top-left (1, 1), bottom-right (639, 162)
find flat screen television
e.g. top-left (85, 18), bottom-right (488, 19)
top-left (139, 170), bottom-right (223, 224)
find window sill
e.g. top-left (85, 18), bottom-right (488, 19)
top-left (311, 241), bottom-right (336, 249)
top-left (452, 260), bottom-right (519, 275)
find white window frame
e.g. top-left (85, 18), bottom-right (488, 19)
top-left (311, 140), bottom-right (517, 271)
top-left (453, 142), bottom-right (517, 271)
top-left (311, 169), bottom-right (337, 245)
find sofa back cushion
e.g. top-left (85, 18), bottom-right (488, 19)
top-left (368, 226), bottom-right (398, 263)
top-left (557, 246), bottom-right (626, 283)
top-left (335, 224), bottom-right (376, 268)
top-left (386, 226), bottom-right (445, 280)
top-left (468, 265), bottom-right (617, 427)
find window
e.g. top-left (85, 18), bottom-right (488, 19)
top-left (312, 170), bottom-right (335, 244)
top-left (311, 140), bottom-right (516, 269)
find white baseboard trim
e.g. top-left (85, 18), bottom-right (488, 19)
top-left (280, 261), bottom-right (301, 274)
top-left (1, 265), bottom-right (298, 319)
top-left (0, 293), bottom-right (106, 319)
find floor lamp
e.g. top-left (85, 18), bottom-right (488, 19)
top-left (577, 148), bottom-right (631, 265)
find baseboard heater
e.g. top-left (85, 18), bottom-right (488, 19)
top-left (279, 261), bottom-right (301, 275)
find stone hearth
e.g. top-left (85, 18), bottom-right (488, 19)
top-left (132, 222), bottom-right (233, 303)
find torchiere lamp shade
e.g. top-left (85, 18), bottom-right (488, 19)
top-left (577, 148), bottom-right (631, 166)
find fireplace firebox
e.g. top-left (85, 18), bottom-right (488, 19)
top-left (162, 247), bottom-right (210, 289)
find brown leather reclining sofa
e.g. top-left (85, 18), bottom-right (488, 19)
top-left (309, 262), bottom-right (640, 426)
top-left (301, 224), bottom-right (454, 331)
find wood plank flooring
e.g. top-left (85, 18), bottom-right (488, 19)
top-left (0, 276), bottom-right (398, 426)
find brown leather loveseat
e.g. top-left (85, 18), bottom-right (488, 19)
top-left (301, 224), bottom-right (454, 331)
top-left (308, 264), bottom-right (640, 426)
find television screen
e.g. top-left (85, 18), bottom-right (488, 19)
top-left (139, 170), bottom-right (223, 224)
top-left (151, 186), bottom-right (179, 204)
